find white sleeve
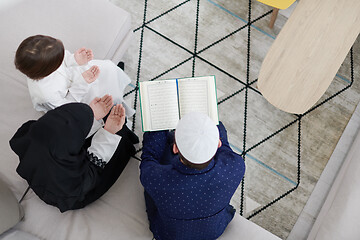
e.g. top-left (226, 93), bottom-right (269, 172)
top-left (63, 50), bottom-right (79, 67)
top-left (42, 93), bottom-right (76, 111)
top-left (43, 87), bottom-right (86, 110)
top-left (68, 72), bottom-right (92, 102)
top-left (64, 50), bottom-right (91, 102)
top-left (87, 128), bottom-right (121, 164)
top-left (86, 118), bottom-right (104, 138)
top-left (62, 50), bottom-right (93, 102)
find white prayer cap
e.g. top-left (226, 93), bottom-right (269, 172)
top-left (175, 112), bottom-right (219, 164)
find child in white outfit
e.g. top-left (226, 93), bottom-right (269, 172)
top-left (15, 35), bottom-right (135, 136)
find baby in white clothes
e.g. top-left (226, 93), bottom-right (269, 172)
top-left (15, 35), bottom-right (135, 137)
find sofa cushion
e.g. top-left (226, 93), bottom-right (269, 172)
top-left (11, 158), bottom-right (153, 240)
top-left (0, 229), bottom-right (40, 240)
top-left (0, 177), bottom-right (24, 235)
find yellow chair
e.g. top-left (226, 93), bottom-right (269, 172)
top-left (257, 0), bottom-right (296, 9)
top-left (257, 0), bottom-right (297, 28)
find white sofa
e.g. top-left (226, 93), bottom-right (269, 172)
top-left (0, 0), bottom-right (280, 239)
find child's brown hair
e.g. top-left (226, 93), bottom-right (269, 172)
top-left (15, 35), bottom-right (64, 80)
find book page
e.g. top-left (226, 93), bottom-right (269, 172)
top-left (178, 78), bottom-right (208, 116)
top-left (178, 76), bottom-right (219, 124)
top-left (146, 80), bottom-right (179, 131)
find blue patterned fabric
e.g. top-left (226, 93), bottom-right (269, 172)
top-left (140, 122), bottom-right (245, 240)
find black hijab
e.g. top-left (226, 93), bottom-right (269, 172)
top-left (9, 103), bottom-right (96, 212)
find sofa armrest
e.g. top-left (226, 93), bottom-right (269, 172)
top-left (0, 0), bottom-right (132, 64)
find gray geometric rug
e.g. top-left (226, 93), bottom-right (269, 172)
top-left (111, 0), bottom-right (360, 238)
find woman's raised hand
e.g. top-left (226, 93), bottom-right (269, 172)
top-left (89, 94), bottom-right (113, 120)
top-left (104, 104), bottom-right (126, 134)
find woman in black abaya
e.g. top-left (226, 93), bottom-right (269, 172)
top-left (9, 96), bottom-right (137, 212)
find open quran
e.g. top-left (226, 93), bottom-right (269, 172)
top-left (139, 75), bottom-right (219, 131)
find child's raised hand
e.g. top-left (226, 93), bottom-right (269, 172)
top-left (74, 48), bottom-right (94, 65)
top-left (82, 65), bottom-right (100, 83)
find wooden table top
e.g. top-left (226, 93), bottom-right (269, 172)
top-left (257, 0), bottom-right (360, 114)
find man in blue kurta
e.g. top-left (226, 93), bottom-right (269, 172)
top-left (140, 112), bottom-right (245, 240)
